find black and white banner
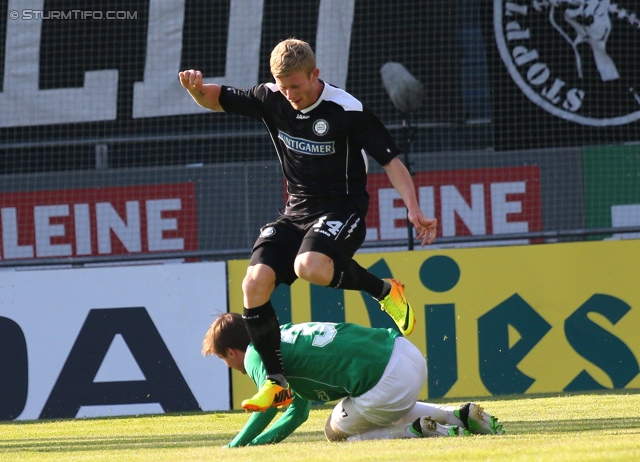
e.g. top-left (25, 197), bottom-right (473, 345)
top-left (483, 0), bottom-right (640, 150)
top-left (0, 0), bottom-right (460, 128)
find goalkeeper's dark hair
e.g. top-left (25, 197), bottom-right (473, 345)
top-left (202, 312), bottom-right (251, 357)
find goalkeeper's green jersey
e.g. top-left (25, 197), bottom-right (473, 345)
top-left (228, 322), bottom-right (401, 447)
top-left (248, 322), bottom-right (400, 401)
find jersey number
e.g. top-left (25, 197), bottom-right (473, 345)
top-left (313, 216), bottom-right (344, 236)
top-left (281, 323), bottom-right (337, 347)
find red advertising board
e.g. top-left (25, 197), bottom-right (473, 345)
top-left (366, 166), bottom-right (542, 241)
top-left (0, 183), bottom-right (198, 259)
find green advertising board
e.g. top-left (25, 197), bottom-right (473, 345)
top-left (583, 145), bottom-right (640, 236)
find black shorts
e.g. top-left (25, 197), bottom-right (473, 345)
top-left (250, 211), bottom-right (367, 286)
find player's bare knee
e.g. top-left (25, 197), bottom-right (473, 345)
top-left (293, 256), bottom-right (312, 280)
top-left (241, 273), bottom-right (259, 297)
top-left (242, 266), bottom-right (275, 302)
top-left (294, 253), bottom-right (332, 285)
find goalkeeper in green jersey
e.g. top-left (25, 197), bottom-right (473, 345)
top-left (203, 313), bottom-right (504, 447)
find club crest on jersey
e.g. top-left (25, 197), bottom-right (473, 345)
top-left (260, 226), bottom-right (275, 237)
top-left (493, 0), bottom-right (640, 126)
top-left (278, 131), bottom-right (335, 156)
top-left (313, 119), bottom-right (329, 136)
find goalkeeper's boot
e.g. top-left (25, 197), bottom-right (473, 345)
top-left (410, 417), bottom-right (471, 437)
top-left (241, 380), bottom-right (293, 413)
top-left (455, 403), bottom-right (505, 435)
top-left (379, 278), bottom-right (416, 335)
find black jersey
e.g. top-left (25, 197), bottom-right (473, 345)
top-left (218, 81), bottom-right (400, 216)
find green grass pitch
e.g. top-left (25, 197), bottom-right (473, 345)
top-left (2, 391), bottom-right (639, 461)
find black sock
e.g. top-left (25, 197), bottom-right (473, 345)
top-left (329, 257), bottom-right (388, 300)
top-left (379, 279), bottom-right (392, 300)
top-left (242, 302), bottom-right (287, 386)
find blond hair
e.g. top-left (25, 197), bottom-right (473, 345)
top-left (269, 38), bottom-right (316, 77)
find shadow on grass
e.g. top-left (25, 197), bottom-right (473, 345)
top-left (1, 429), bottom-right (331, 453)
top-left (1, 432), bottom-right (235, 453)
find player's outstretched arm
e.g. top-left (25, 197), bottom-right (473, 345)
top-left (226, 407), bottom-right (277, 448)
top-left (178, 69), bottom-right (224, 112)
top-left (248, 395), bottom-right (311, 446)
top-left (383, 157), bottom-right (438, 246)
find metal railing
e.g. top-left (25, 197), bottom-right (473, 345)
top-left (1, 226), bottom-right (638, 269)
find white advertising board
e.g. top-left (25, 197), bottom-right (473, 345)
top-left (0, 261), bottom-right (229, 421)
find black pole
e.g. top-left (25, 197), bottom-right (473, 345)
top-left (403, 114), bottom-right (414, 251)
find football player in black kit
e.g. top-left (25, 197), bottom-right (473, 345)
top-left (179, 38), bottom-right (438, 412)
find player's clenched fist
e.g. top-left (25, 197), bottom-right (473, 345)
top-left (179, 69), bottom-right (203, 92)
top-left (178, 70), bottom-right (223, 110)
